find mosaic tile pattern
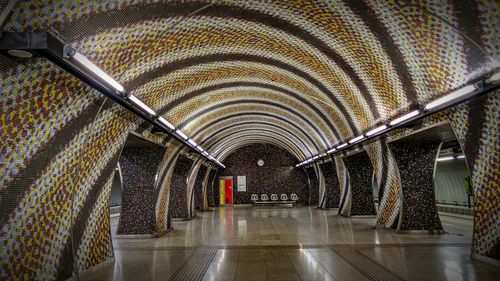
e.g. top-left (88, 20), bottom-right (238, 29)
top-left (319, 162), bottom-right (341, 209)
top-left (117, 145), bottom-right (166, 235)
top-left (194, 164), bottom-right (208, 212)
top-left (154, 144), bottom-right (180, 234)
top-left (365, 139), bottom-right (402, 229)
top-left (342, 151), bottom-right (377, 216)
top-left (75, 174), bottom-right (114, 271)
top-left (205, 168), bottom-right (217, 208)
top-left (305, 167), bottom-right (319, 206)
top-left (390, 141), bottom-right (443, 231)
top-left (1, 1), bottom-right (499, 279)
top-left (218, 144), bottom-right (309, 205)
top-left (447, 89), bottom-right (500, 259)
top-left (169, 155), bottom-right (194, 219)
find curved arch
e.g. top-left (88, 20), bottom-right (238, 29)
top-left (212, 135), bottom-right (304, 162)
top-left (198, 122), bottom-right (314, 157)
top-left (133, 53), bottom-right (358, 132)
top-left (178, 101), bottom-right (331, 147)
top-left (188, 113), bottom-right (323, 153)
top-left (205, 129), bottom-right (307, 160)
top-left (155, 82), bottom-right (343, 140)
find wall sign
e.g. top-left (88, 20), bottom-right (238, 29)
top-left (237, 176), bottom-right (246, 192)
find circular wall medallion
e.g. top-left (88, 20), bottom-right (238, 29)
top-left (257, 159), bottom-right (264, 166)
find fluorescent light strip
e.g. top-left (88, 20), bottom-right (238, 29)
top-left (313, 156), bottom-right (319, 160)
top-left (196, 145), bottom-right (203, 151)
top-left (425, 84), bottom-right (476, 110)
top-left (349, 135), bottom-right (364, 144)
top-left (72, 52), bottom-right (125, 92)
top-left (187, 139), bottom-right (197, 146)
top-left (327, 148), bottom-right (336, 154)
top-left (202, 151), bottom-right (209, 156)
top-left (175, 129), bottom-right (188, 140)
top-left (437, 155), bottom-right (465, 161)
top-left (389, 110), bottom-right (420, 126)
top-left (337, 143), bottom-right (348, 149)
top-left (366, 125), bottom-right (388, 136)
top-left (158, 117), bottom-right (175, 130)
top-left (128, 95), bottom-right (156, 116)
top-left (320, 153), bottom-right (327, 157)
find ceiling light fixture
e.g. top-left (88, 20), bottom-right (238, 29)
top-left (71, 52), bottom-right (124, 93)
top-left (128, 95), bottom-right (156, 116)
top-left (187, 139), bottom-right (197, 147)
top-left (366, 125), bottom-right (388, 136)
top-left (158, 117), bottom-right (175, 130)
top-left (389, 110), bottom-right (420, 126)
top-left (175, 129), bottom-right (188, 140)
top-left (437, 155), bottom-right (465, 161)
top-left (349, 135), bottom-right (365, 144)
top-left (337, 143), bottom-right (348, 149)
top-left (425, 84), bottom-right (477, 110)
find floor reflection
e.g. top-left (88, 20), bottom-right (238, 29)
top-left (82, 206), bottom-right (499, 281)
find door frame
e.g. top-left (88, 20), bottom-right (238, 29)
top-left (219, 176), bottom-right (233, 206)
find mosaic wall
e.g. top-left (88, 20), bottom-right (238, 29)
top-left (154, 144), bottom-right (180, 234)
top-left (168, 155), bottom-right (194, 219)
top-left (447, 90), bottom-right (499, 259)
top-left (342, 151), bottom-right (377, 216)
top-left (1, 1), bottom-right (499, 279)
top-left (185, 160), bottom-right (202, 219)
top-left (304, 167), bottom-right (318, 206)
top-left (365, 139), bottom-right (402, 229)
top-left (206, 168), bottom-right (217, 208)
top-left (117, 144), bottom-right (166, 235)
top-left (218, 144), bottom-right (309, 205)
top-left (389, 141), bottom-right (443, 231)
top-left (319, 162), bottom-right (341, 208)
top-left (194, 164), bottom-right (208, 211)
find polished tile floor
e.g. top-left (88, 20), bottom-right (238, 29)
top-left (79, 206), bottom-right (499, 281)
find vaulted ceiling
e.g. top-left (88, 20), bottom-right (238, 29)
top-left (6, 0), bottom-right (498, 160)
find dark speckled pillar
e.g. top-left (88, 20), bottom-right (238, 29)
top-left (305, 167), bottom-right (318, 206)
top-left (319, 162), bottom-right (340, 208)
top-left (194, 165), bottom-right (208, 211)
top-left (169, 155), bottom-right (194, 219)
top-left (390, 141), bottom-right (443, 231)
top-left (207, 169), bottom-right (217, 208)
top-left (117, 146), bottom-right (166, 235)
top-left (342, 151), bottom-right (376, 216)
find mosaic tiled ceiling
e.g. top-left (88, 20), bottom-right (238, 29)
top-left (1, 1), bottom-right (499, 278)
top-left (4, 0), bottom-right (498, 160)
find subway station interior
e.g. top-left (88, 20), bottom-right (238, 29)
top-left (0, 1), bottom-right (499, 281)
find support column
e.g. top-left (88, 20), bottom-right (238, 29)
top-left (117, 141), bottom-right (167, 236)
top-left (389, 141), bottom-right (443, 231)
top-left (305, 166), bottom-right (319, 206)
top-left (206, 168), bottom-right (217, 208)
top-left (341, 151), bottom-right (376, 216)
top-left (447, 90), bottom-right (499, 261)
top-left (319, 161), bottom-right (340, 209)
top-left (194, 165), bottom-right (208, 212)
top-left (365, 139), bottom-right (402, 229)
top-left (169, 154), bottom-right (194, 219)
